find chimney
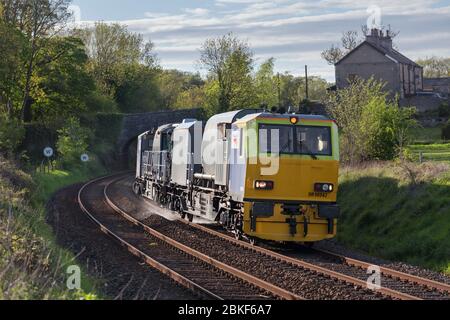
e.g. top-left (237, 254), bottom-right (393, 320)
top-left (366, 28), bottom-right (393, 51)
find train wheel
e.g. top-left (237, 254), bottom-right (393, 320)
top-left (187, 214), bottom-right (194, 223)
top-left (249, 238), bottom-right (257, 246)
top-left (234, 230), bottom-right (242, 241)
top-left (181, 212), bottom-right (186, 220)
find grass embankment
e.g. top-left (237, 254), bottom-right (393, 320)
top-left (0, 156), bottom-right (106, 299)
top-left (338, 162), bottom-right (450, 274)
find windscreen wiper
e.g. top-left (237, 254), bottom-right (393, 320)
top-left (298, 141), bottom-right (318, 160)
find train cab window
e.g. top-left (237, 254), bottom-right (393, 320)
top-left (259, 124), bottom-right (294, 154)
top-left (296, 126), bottom-right (332, 156)
top-left (259, 124), bottom-right (332, 156)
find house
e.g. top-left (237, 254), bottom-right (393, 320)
top-left (335, 28), bottom-right (423, 98)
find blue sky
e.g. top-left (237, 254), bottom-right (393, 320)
top-left (70, 0), bottom-right (450, 82)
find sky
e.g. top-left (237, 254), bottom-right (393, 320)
top-left (70, 0), bottom-right (450, 82)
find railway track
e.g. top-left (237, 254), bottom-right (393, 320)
top-left (78, 174), bottom-right (300, 300)
top-left (106, 174), bottom-right (450, 301)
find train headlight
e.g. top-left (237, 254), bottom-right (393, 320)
top-left (255, 180), bottom-right (274, 190)
top-left (290, 117), bottom-right (299, 125)
top-left (315, 183), bottom-right (334, 193)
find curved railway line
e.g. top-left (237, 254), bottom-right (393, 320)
top-left (78, 173), bottom-right (450, 301)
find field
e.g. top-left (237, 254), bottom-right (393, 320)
top-left (408, 126), bottom-right (450, 163)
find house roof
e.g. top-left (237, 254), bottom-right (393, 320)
top-left (335, 41), bottom-right (422, 68)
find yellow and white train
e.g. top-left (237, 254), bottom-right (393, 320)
top-left (134, 109), bottom-right (340, 244)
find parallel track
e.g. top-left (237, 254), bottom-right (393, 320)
top-left (314, 248), bottom-right (450, 296)
top-left (78, 174), bottom-right (302, 300)
top-left (106, 175), bottom-right (450, 300)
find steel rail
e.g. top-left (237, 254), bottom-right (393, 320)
top-left (315, 248), bottom-right (450, 295)
top-left (104, 178), bottom-right (305, 301)
top-left (172, 213), bottom-right (422, 301)
top-left (109, 174), bottom-right (437, 301)
top-left (78, 175), bottom-right (224, 300)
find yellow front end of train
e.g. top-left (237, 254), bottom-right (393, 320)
top-left (231, 114), bottom-right (340, 243)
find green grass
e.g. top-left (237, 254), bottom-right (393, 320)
top-left (337, 162), bottom-right (450, 274)
top-left (0, 156), bottom-right (107, 300)
top-left (408, 143), bottom-right (450, 163)
top-left (407, 126), bottom-right (450, 163)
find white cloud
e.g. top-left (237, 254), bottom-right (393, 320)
top-left (185, 8), bottom-right (210, 16)
top-left (74, 0), bottom-right (450, 81)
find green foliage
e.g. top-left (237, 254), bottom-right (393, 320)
top-left (255, 58), bottom-right (278, 107)
top-left (326, 78), bottom-right (417, 163)
top-left (409, 126), bottom-right (444, 144)
top-left (200, 33), bottom-right (257, 114)
top-left (279, 73), bottom-right (328, 109)
top-left (56, 117), bottom-right (91, 168)
top-left (173, 86), bottom-right (207, 110)
top-left (0, 17), bottom-right (27, 119)
top-left (157, 70), bottom-right (204, 110)
top-left (33, 36), bottom-right (96, 128)
top-left (338, 162), bottom-right (450, 273)
top-left (442, 120), bottom-right (450, 141)
top-left (438, 102), bottom-right (450, 118)
top-left (115, 64), bottom-right (161, 113)
top-left (0, 115), bottom-right (25, 157)
top-left (74, 22), bottom-right (158, 99)
top-left (0, 156), bottom-right (102, 299)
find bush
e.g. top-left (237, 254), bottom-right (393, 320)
top-left (325, 78), bottom-right (417, 163)
top-left (438, 102), bottom-right (450, 118)
top-left (0, 116), bottom-right (25, 157)
top-left (442, 120), bottom-right (450, 141)
top-left (56, 117), bottom-right (91, 168)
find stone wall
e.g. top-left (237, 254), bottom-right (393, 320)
top-left (400, 96), bottom-right (444, 113)
top-left (117, 108), bottom-right (203, 168)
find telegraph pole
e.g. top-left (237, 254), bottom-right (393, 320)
top-left (305, 65), bottom-right (309, 100)
top-left (277, 72), bottom-right (281, 108)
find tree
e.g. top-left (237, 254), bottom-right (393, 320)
top-left (32, 36), bottom-right (96, 128)
top-left (115, 64), bottom-right (162, 113)
top-left (56, 116), bottom-right (90, 168)
top-left (325, 78), bottom-right (416, 163)
top-left (74, 22), bottom-right (158, 99)
top-left (0, 114), bottom-right (25, 158)
top-left (200, 33), bottom-right (256, 114)
top-left (173, 86), bottom-right (207, 110)
top-left (416, 57), bottom-right (450, 78)
top-left (255, 58), bottom-right (278, 107)
top-left (278, 73), bottom-right (329, 109)
top-left (321, 26), bottom-right (398, 65)
top-left (1, 0), bottom-right (73, 122)
top-left (0, 14), bottom-right (27, 119)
